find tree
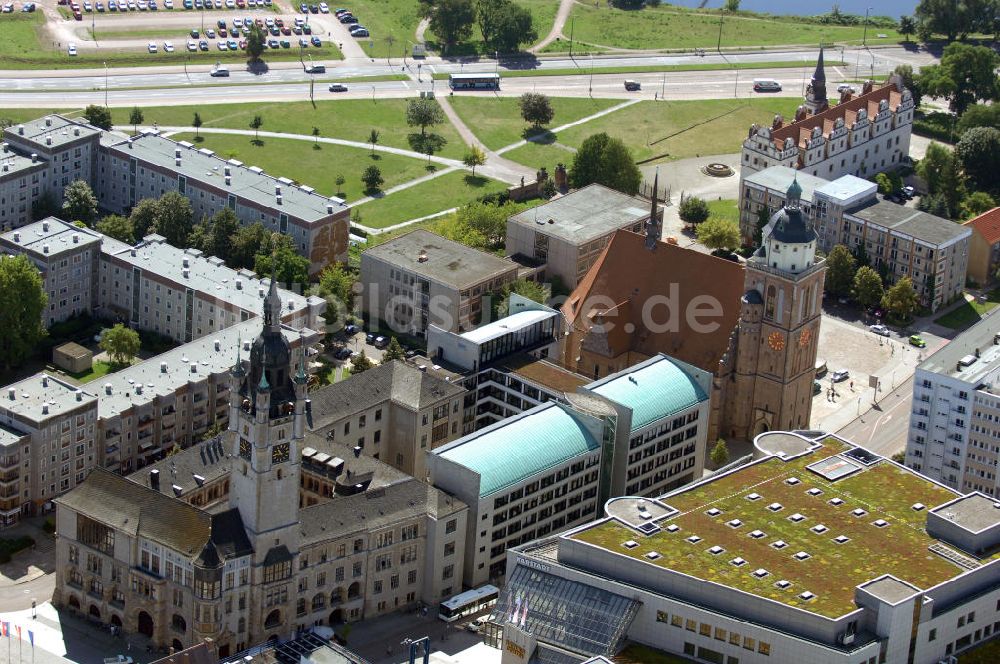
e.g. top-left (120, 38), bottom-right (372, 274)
top-left (678, 196), bottom-right (710, 226)
top-left (957, 104), bottom-right (1000, 134)
top-left (382, 337), bottom-right (405, 362)
top-left (874, 172), bottom-right (893, 195)
top-left (893, 64), bottom-right (922, 109)
top-left (519, 92), bottom-right (554, 128)
top-left (312, 126), bottom-right (321, 147)
top-left (824, 245), bottom-right (857, 297)
top-left (192, 111), bottom-right (203, 140)
top-left (83, 104), bottom-right (112, 130)
top-left (246, 22), bottom-right (266, 62)
top-left (129, 198), bottom-right (159, 240)
top-left (494, 278), bottom-right (547, 317)
top-left (405, 98), bottom-right (444, 137)
top-left (361, 165), bottom-right (384, 192)
top-left (318, 263), bottom-right (356, 324)
top-left (965, 191), bottom-right (997, 217)
top-left (695, 216), bottom-right (740, 251)
top-left (916, 0), bottom-right (973, 40)
top-left (62, 180), bottom-right (98, 226)
top-left (462, 145), bottom-right (486, 176)
top-left (484, 1), bottom-right (536, 53)
top-left (96, 214), bottom-right (135, 243)
top-left (956, 126), bottom-right (1000, 192)
top-left (710, 438), bottom-right (730, 466)
top-left (368, 128), bottom-right (380, 156)
top-left (249, 114), bottom-right (264, 142)
top-left (0, 255), bottom-right (46, 370)
top-left (154, 191), bottom-right (194, 247)
top-left (427, 0), bottom-right (476, 53)
top-left (853, 266), bottom-right (884, 310)
top-left (918, 192), bottom-right (952, 218)
top-left (129, 106), bottom-right (144, 136)
top-left (192, 208), bottom-right (240, 262)
top-left (230, 222), bottom-right (270, 270)
top-left (899, 15), bottom-right (916, 41)
top-left (254, 234), bottom-right (310, 287)
top-left (350, 349), bottom-right (374, 373)
top-left (100, 323), bottom-right (141, 367)
top-left (918, 141), bottom-right (966, 218)
top-left (335, 173), bottom-right (346, 197)
top-left (918, 43), bottom-right (1000, 115)
top-left (569, 132), bottom-right (642, 195)
top-left (881, 277), bottom-right (920, 322)
top-left (724, 0), bottom-right (739, 11)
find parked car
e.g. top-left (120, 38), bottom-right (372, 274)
top-left (344, 324), bottom-right (358, 335)
top-left (292, 24), bottom-right (302, 33)
top-left (163, 40), bottom-right (174, 51)
top-left (21, 2), bottom-right (36, 10)
top-left (902, 185), bottom-right (915, 199)
top-left (339, 13), bottom-right (356, 22)
top-left (205, 28), bottom-right (216, 38)
top-left (302, 23), bottom-right (311, 33)
top-left (374, 336), bottom-right (388, 349)
top-left (147, 41), bottom-right (158, 52)
top-left (365, 332), bottom-right (376, 344)
top-left (191, 28), bottom-right (199, 37)
top-left (199, 39), bottom-right (209, 50)
top-left (837, 83), bottom-right (856, 94)
top-left (1, 3), bottom-right (14, 12)
top-left (813, 380), bottom-right (822, 395)
top-left (280, 39), bottom-right (290, 48)
top-left (909, 335), bottom-right (927, 348)
top-left (311, 35), bottom-right (322, 46)
top-left (298, 1), bottom-right (306, 10)
top-left (67, 43), bottom-right (78, 55)
top-left (227, 38), bottom-right (238, 49)
top-left (187, 39), bottom-right (197, 51)
top-left (868, 324), bottom-right (890, 337)
top-left (309, 3), bottom-right (318, 12)
top-left (318, 1), bottom-right (327, 11)
top-left (267, 38), bottom-right (279, 48)
top-left (163, 0), bottom-right (172, 8)
top-left (349, 28), bottom-right (367, 37)
top-left (831, 369), bottom-right (850, 382)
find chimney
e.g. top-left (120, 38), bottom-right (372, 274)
top-left (42, 404), bottom-right (48, 415)
top-left (160, 361), bottom-right (167, 373)
top-left (42, 220), bottom-right (49, 232)
top-left (182, 268), bottom-right (190, 278)
top-left (75, 390), bottom-right (82, 401)
top-left (7, 388), bottom-right (14, 400)
top-left (74, 128), bottom-right (80, 136)
top-left (128, 140), bottom-right (133, 149)
top-left (12, 232), bottom-right (19, 242)
top-left (30, 153), bottom-right (37, 162)
top-left (2, 164), bottom-right (7, 173)
top-left (149, 469), bottom-right (160, 490)
top-left (276, 194), bottom-right (283, 206)
top-left (275, 185), bottom-right (281, 196)
top-left (72, 233), bottom-right (79, 244)
top-left (104, 383), bottom-right (112, 395)
top-left (17, 125), bottom-right (24, 135)
top-left (326, 204), bottom-right (334, 214)
top-left (190, 362), bottom-right (197, 373)
top-left (175, 148), bottom-right (181, 158)
top-left (213, 339), bottom-right (221, 351)
top-left (136, 385), bottom-right (142, 395)
top-left (1, 142), bottom-right (6, 153)
top-left (45, 117), bottom-right (52, 127)
top-left (45, 136), bottom-right (52, 146)
top-left (224, 166), bottom-right (231, 177)
top-left (258, 287), bottom-right (265, 297)
top-left (182, 257), bottom-right (189, 268)
top-left (235, 278), bottom-right (242, 290)
top-left (42, 244), bottom-right (49, 254)
top-left (225, 176), bottom-right (231, 186)
top-left (41, 376), bottom-right (48, 387)
top-left (175, 157), bottom-right (181, 167)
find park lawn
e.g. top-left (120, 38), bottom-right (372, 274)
top-left (0, 13), bottom-right (342, 69)
top-left (338, 0), bottom-right (424, 60)
top-left (448, 96), bottom-right (620, 151)
top-left (106, 98), bottom-right (466, 159)
top-left (555, 4), bottom-right (900, 52)
top-left (68, 360), bottom-right (114, 384)
top-left (169, 132), bottom-right (430, 203)
top-left (502, 140), bottom-right (576, 177)
top-left (707, 198), bottom-right (740, 224)
top-left (423, 0), bottom-right (559, 54)
top-left (0, 108), bottom-right (78, 124)
top-left (615, 644), bottom-right (693, 664)
top-left (353, 170), bottom-right (507, 229)
top-left (934, 290), bottom-right (1000, 330)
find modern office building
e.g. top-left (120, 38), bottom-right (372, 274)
top-left (52, 287), bottom-right (469, 656)
top-left (489, 431), bottom-right (1000, 664)
top-left (905, 310), bottom-right (1000, 495)
top-left (360, 230), bottom-right (519, 337)
top-left (428, 354), bottom-right (711, 587)
top-left (505, 184), bottom-right (656, 288)
top-left (963, 207), bottom-right (1000, 286)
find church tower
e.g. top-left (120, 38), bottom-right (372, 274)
top-left (226, 276), bottom-right (306, 637)
top-left (804, 46), bottom-right (829, 114)
top-left (725, 178), bottom-right (826, 438)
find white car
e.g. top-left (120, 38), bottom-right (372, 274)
top-left (1, 3), bottom-right (13, 12)
top-left (217, 40), bottom-right (227, 50)
top-left (264, 16), bottom-right (273, 26)
top-left (224, 0), bottom-right (233, 6)
top-left (67, 43), bottom-right (78, 56)
top-left (163, 0), bottom-right (172, 6)
top-left (318, 1), bottom-right (327, 11)
top-left (137, 0), bottom-right (147, 9)
top-left (147, 41), bottom-right (158, 52)
top-left (869, 324), bottom-right (890, 337)
top-left (837, 83), bottom-right (856, 94)
top-left (831, 369), bottom-right (850, 383)
top-left (187, 39), bottom-right (197, 51)
top-left (163, 40), bottom-right (174, 52)
top-left (83, 1), bottom-right (92, 10)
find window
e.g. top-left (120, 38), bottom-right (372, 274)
top-left (758, 642), bottom-right (770, 656)
top-left (929, 629), bottom-right (936, 642)
top-left (671, 614), bottom-right (682, 628)
top-left (686, 619), bottom-right (697, 632)
top-left (445, 520), bottom-right (457, 534)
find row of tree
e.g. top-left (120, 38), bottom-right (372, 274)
top-left (824, 245), bottom-right (922, 323)
top-left (912, 0), bottom-right (1000, 42)
top-left (420, 0), bottom-right (537, 54)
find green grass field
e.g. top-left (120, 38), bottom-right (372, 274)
top-left (0, 12), bottom-right (341, 69)
top-left (934, 290), bottom-right (1000, 330)
top-left (960, 639), bottom-right (1000, 664)
top-left (354, 170), bottom-right (506, 229)
top-left (708, 199), bottom-right (740, 224)
top-left (170, 131), bottom-right (430, 203)
top-left (96, 98), bottom-right (467, 159)
top-left (448, 96), bottom-right (620, 151)
top-left (504, 97), bottom-right (803, 173)
top-left (550, 5), bottom-right (901, 52)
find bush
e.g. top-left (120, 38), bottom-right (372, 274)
top-left (43, 518), bottom-right (55, 534)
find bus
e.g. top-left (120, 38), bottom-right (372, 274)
top-left (438, 584), bottom-right (500, 622)
top-left (448, 72), bottom-right (501, 91)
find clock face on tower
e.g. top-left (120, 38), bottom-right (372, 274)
top-left (767, 331), bottom-right (786, 351)
top-left (271, 442), bottom-right (290, 464)
top-left (798, 328), bottom-right (812, 348)
top-left (239, 438), bottom-right (251, 460)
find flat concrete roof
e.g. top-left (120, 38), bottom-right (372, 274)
top-left (849, 200), bottom-right (971, 247)
top-left (814, 174), bottom-right (877, 204)
top-left (461, 309), bottom-right (555, 344)
top-left (364, 229), bottom-right (516, 289)
top-left (917, 307), bottom-right (1000, 386)
top-left (0, 423), bottom-right (28, 449)
top-left (0, 374), bottom-right (97, 425)
top-left (4, 114), bottom-right (101, 151)
top-left (508, 184), bottom-right (651, 244)
top-left (0, 151), bottom-right (47, 181)
top-left (102, 132), bottom-right (346, 224)
top-left (931, 493), bottom-right (1000, 534)
top-left (743, 166), bottom-right (828, 203)
top-left (859, 576), bottom-right (921, 604)
top-left (2, 217), bottom-right (101, 258)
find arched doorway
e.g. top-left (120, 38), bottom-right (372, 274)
top-left (89, 605), bottom-right (101, 620)
top-left (171, 614), bottom-right (186, 633)
top-left (67, 596), bottom-right (80, 610)
top-left (347, 582), bottom-right (360, 599)
top-left (137, 611), bottom-right (154, 638)
top-left (753, 419), bottom-right (770, 437)
top-left (171, 639), bottom-right (183, 653)
top-left (218, 644), bottom-right (230, 659)
top-left (264, 609), bottom-right (281, 630)
top-left (329, 609), bottom-right (344, 625)
top-left (111, 615), bottom-right (123, 628)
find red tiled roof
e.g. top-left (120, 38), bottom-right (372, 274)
top-left (964, 207), bottom-right (1000, 245)
top-left (771, 84), bottom-right (902, 151)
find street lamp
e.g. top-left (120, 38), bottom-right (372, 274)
top-left (861, 7), bottom-right (871, 46)
top-left (568, 16), bottom-right (574, 58)
top-left (717, 9), bottom-right (724, 53)
top-left (103, 61), bottom-right (108, 106)
top-left (589, 53), bottom-right (594, 96)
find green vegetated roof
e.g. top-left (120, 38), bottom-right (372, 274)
top-left (590, 357), bottom-right (707, 431)
top-left (572, 437), bottom-right (967, 619)
top-left (438, 404), bottom-right (600, 498)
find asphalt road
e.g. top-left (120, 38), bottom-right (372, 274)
top-left (836, 374), bottom-right (915, 458)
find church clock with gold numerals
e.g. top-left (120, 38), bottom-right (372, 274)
top-left (767, 331), bottom-right (786, 351)
top-left (239, 438), bottom-right (251, 460)
top-left (271, 442), bottom-right (290, 464)
top-left (798, 328), bottom-right (812, 348)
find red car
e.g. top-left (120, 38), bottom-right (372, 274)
top-left (73, 9), bottom-right (82, 18)
top-left (274, 17), bottom-right (283, 25)
top-left (280, 25), bottom-right (290, 34)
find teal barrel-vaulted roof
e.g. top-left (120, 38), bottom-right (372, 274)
top-left (436, 403), bottom-right (600, 498)
top-left (589, 355), bottom-right (708, 432)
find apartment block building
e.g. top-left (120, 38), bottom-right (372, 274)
top-left (490, 431), bottom-right (1000, 664)
top-left (1, 115), bottom-right (102, 231)
top-left (427, 354), bottom-right (711, 587)
top-left (906, 311), bottom-right (1000, 495)
top-left (962, 207), bottom-right (1000, 286)
top-left (505, 184), bottom-right (654, 288)
top-left (737, 166), bottom-right (827, 245)
top-left (360, 230), bottom-right (519, 337)
top-left (1, 218), bottom-right (101, 325)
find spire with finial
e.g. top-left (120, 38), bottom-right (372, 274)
top-left (231, 339), bottom-right (246, 377)
top-left (786, 175), bottom-right (802, 211)
top-left (645, 168), bottom-right (661, 251)
top-left (295, 333), bottom-right (308, 385)
top-left (258, 370), bottom-right (271, 392)
top-left (263, 268), bottom-right (281, 333)
top-left (804, 46), bottom-right (829, 113)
